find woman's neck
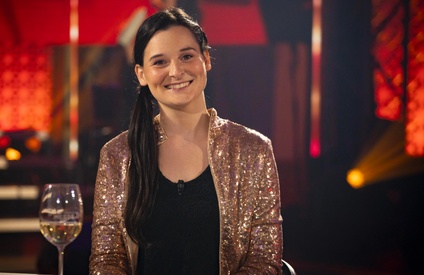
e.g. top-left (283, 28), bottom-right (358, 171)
top-left (158, 108), bottom-right (210, 140)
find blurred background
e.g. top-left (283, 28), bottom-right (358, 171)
top-left (1, 0), bottom-right (423, 274)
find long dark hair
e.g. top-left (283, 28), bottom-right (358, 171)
top-left (125, 7), bottom-right (210, 246)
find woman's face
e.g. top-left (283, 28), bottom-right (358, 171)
top-left (135, 25), bottom-right (211, 112)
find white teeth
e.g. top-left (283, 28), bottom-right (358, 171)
top-left (167, 81), bottom-right (190, 89)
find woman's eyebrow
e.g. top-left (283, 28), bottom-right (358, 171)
top-left (149, 53), bottom-right (164, 61)
top-left (180, 47), bottom-right (196, 52)
top-left (148, 47), bottom-right (197, 61)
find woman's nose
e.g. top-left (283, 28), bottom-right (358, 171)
top-left (169, 60), bottom-right (185, 79)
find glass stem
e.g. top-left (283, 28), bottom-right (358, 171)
top-left (57, 246), bottom-right (65, 275)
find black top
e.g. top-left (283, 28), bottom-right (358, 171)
top-left (137, 166), bottom-right (220, 275)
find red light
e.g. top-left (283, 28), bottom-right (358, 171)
top-left (0, 135), bottom-right (11, 149)
top-left (309, 139), bottom-right (321, 158)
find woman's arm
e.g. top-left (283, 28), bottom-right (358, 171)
top-left (238, 140), bottom-right (283, 274)
top-left (89, 144), bottom-right (132, 274)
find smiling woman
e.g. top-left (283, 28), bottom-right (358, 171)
top-left (89, 7), bottom-right (283, 275)
top-left (134, 25), bottom-right (211, 113)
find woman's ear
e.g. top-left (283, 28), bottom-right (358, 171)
top-left (204, 50), bottom-right (212, 71)
top-left (134, 64), bottom-right (148, 86)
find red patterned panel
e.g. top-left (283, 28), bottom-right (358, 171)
top-left (405, 0), bottom-right (424, 156)
top-left (0, 45), bottom-right (52, 132)
top-left (372, 0), bottom-right (404, 121)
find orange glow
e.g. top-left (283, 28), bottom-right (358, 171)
top-left (372, 0), bottom-right (404, 121)
top-left (372, 0), bottom-right (424, 157)
top-left (347, 169), bottom-right (365, 189)
top-left (5, 148), bottom-right (21, 161)
top-left (351, 123), bottom-right (424, 186)
top-left (0, 45), bottom-right (52, 132)
top-left (25, 137), bottom-right (42, 153)
top-left (405, 0), bottom-right (424, 156)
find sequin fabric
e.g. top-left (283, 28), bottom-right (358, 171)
top-left (89, 108), bottom-right (283, 275)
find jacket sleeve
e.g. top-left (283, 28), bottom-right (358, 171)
top-left (237, 140), bottom-right (283, 275)
top-left (89, 143), bottom-right (132, 275)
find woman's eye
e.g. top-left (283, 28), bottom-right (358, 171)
top-left (153, 60), bottom-right (166, 66)
top-left (181, 54), bottom-right (193, 61)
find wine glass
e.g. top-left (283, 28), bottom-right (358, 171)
top-left (39, 183), bottom-right (83, 275)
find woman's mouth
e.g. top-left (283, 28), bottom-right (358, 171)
top-left (165, 81), bottom-right (192, 90)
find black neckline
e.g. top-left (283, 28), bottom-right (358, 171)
top-left (158, 165), bottom-right (211, 185)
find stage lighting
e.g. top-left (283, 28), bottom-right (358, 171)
top-left (5, 148), bottom-right (21, 161)
top-left (347, 169), bottom-right (365, 189)
top-left (25, 136), bottom-right (42, 153)
top-left (0, 135), bottom-right (11, 149)
top-left (349, 123), bottom-right (424, 188)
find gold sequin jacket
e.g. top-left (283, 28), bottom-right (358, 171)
top-left (90, 108), bottom-right (283, 274)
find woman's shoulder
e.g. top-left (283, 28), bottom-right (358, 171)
top-left (213, 115), bottom-right (271, 146)
top-left (100, 131), bottom-right (130, 155)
